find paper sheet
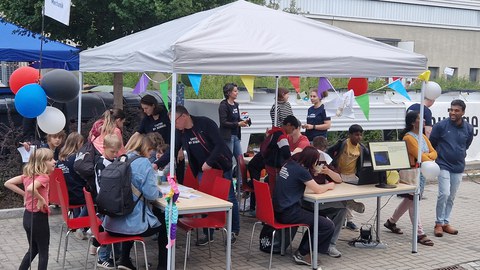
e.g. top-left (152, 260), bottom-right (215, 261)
top-left (17, 145), bottom-right (36, 163)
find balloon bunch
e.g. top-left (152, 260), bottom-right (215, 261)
top-left (10, 67), bottom-right (79, 134)
top-left (164, 175), bottom-right (179, 248)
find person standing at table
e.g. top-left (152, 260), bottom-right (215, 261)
top-left (303, 88), bottom-right (331, 141)
top-left (136, 94), bottom-right (171, 144)
top-left (384, 111), bottom-right (436, 246)
top-left (430, 99), bottom-right (473, 237)
top-left (273, 146), bottom-right (335, 266)
top-left (407, 97), bottom-right (435, 199)
top-left (270, 87), bottom-right (293, 127)
top-left (218, 83), bottom-right (249, 185)
top-left (327, 124), bottom-right (367, 232)
top-left (173, 105), bottom-right (240, 245)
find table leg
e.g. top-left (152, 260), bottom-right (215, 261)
top-left (376, 197), bottom-right (381, 242)
top-left (412, 192), bottom-right (419, 253)
top-left (312, 202), bottom-right (319, 270)
top-left (226, 208), bottom-right (232, 270)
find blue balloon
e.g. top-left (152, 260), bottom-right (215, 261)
top-left (14, 83), bottom-right (47, 118)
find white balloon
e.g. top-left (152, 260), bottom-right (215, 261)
top-left (421, 161), bottom-right (440, 180)
top-left (424, 81), bottom-right (442, 100)
top-left (37, 106), bottom-right (66, 134)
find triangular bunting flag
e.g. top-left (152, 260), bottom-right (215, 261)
top-left (318, 77), bottom-right (333, 96)
top-left (355, 94), bottom-right (370, 120)
top-left (133, 73), bottom-right (149, 94)
top-left (240, 75), bottom-right (255, 98)
top-left (187, 74), bottom-right (202, 95)
top-left (160, 80), bottom-right (169, 112)
top-left (417, 70), bottom-right (431, 82)
top-left (289, 76), bottom-right (300, 93)
top-left (388, 80), bottom-right (411, 101)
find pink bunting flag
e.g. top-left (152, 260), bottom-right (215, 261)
top-left (318, 77), bottom-right (333, 96)
top-left (288, 77), bottom-right (300, 93)
top-left (133, 73), bottom-right (149, 94)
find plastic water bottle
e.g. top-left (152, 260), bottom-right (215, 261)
top-left (157, 170), bottom-right (164, 185)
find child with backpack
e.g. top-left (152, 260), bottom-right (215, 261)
top-left (4, 148), bottom-right (56, 270)
top-left (102, 133), bottom-right (168, 270)
top-left (91, 134), bottom-right (122, 269)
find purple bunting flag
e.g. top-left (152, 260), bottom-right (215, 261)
top-left (133, 73), bottom-right (149, 94)
top-left (318, 77), bottom-right (333, 96)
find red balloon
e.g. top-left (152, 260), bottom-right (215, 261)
top-left (9, 67), bottom-right (41, 94)
top-left (348, 78), bottom-right (368, 96)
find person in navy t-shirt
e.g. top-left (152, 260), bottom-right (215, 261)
top-left (303, 88), bottom-right (331, 141)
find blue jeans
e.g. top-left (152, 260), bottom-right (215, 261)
top-left (197, 170), bottom-right (240, 235)
top-left (435, 170), bottom-right (463, 225)
top-left (225, 135), bottom-right (242, 184)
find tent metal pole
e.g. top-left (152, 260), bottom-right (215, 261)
top-left (274, 76), bottom-right (280, 127)
top-left (77, 72), bottom-right (83, 133)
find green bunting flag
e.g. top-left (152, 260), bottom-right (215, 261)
top-left (160, 80), bottom-right (169, 112)
top-left (355, 94), bottom-right (370, 120)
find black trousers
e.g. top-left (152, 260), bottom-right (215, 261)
top-left (20, 210), bottom-right (50, 270)
top-left (275, 205), bottom-right (334, 256)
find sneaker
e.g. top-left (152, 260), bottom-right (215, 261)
top-left (74, 229), bottom-right (87, 240)
top-left (293, 250), bottom-right (311, 266)
top-left (97, 258), bottom-right (115, 269)
top-left (345, 221), bottom-right (359, 232)
top-left (118, 258), bottom-right (137, 270)
top-left (89, 244), bottom-right (98, 255)
top-left (196, 236), bottom-right (214, 246)
top-left (327, 246), bottom-right (342, 258)
top-left (224, 232), bottom-right (238, 246)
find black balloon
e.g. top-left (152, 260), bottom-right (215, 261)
top-left (41, 69), bottom-right (79, 103)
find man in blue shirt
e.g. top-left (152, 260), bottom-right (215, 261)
top-left (429, 99), bottom-right (473, 237)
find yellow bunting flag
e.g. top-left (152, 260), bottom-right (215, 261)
top-left (240, 75), bottom-right (255, 98)
top-left (417, 70), bottom-right (431, 82)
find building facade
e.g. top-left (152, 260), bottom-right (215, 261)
top-left (277, 0), bottom-right (480, 81)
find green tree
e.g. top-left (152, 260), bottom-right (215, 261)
top-left (0, 0), bottom-right (233, 49)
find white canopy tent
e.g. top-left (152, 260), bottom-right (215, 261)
top-left (80, 1), bottom-right (428, 268)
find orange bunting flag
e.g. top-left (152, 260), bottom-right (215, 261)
top-left (288, 76), bottom-right (300, 93)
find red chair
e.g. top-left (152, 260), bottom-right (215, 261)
top-left (83, 188), bottom-right (148, 270)
top-left (248, 181), bottom-right (312, 270)
top-left (237, 154), bottom-right (255, 214)
top-left (178, 176), bottom-right (231, 270)
top-left (54, 177), bottom-right (94, 269)
top-left (198, 168), bottom-right (223, 194)
top-left (183, 165), bottom-right (199, 190)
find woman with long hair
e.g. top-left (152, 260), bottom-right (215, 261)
top-left (270, 87), bottom-right (293, 127)
top-left (89, 108), bottom-right (126, 156)
top-left (384, 110), bottom-right (437, 246)
top-left (273, 146), bottom-right (335, 266)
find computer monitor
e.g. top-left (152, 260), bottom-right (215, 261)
top-left (368, 141), bottom-right (411, 188)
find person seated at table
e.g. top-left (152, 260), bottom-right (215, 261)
top-left (103, 133), bottom-right (167, 270)
top-left (384, 111), bottom-right (436, 246)
top-left (327, 124), bottom-right (367, 232)
top-left (273, 146), bottom-right (335, 266)
top-left (288, 120), bottom-right (310, 154)
top-left (309, 136), bottom-right (346, 258)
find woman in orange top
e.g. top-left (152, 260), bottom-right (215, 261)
top-left (384, 110), bottom-right (437, 246)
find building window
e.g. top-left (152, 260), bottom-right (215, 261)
top-left (470, 68), bottom-right (479, 82)
top-left (428, 67), bottom-right (439, 79)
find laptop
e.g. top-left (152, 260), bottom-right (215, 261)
top-left (343, 162), bottom-right (383, 185)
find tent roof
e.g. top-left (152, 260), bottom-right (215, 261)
top-left (80, 0), bottom-right (427, 77)
top-left (0, 21), bottom-right (79, 70)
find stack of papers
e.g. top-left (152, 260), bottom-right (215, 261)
top-left (158, 185), bottom-right (201, 199)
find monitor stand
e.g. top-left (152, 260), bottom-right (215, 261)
top-left (375, 171), bottom-right (396, 189)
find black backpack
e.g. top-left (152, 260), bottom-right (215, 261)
top-left (96, 155), bottom-right (143, 217)
top-left (74, 139), bottom-right (100, 181)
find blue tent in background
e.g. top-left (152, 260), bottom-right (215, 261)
top-left (0, 21), bottom-right (79, 70)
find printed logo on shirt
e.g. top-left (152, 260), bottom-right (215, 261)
top-left (152, 122), bottom-right (167, 131)
top-left (57, 163), bottom-right (69, 174)
top-left (279, 166), bottom-right (289, 180)
top-left (307, 113), bottom-right (316, 119)
top-left (188, 137), bottom-right (200, 145)
top-left (232, 108), bottom-right (238, 114)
